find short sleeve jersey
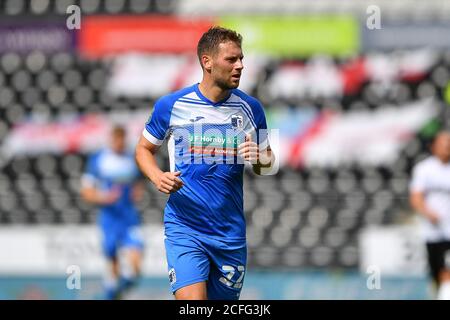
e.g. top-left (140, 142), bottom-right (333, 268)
top-left (143, 84), bottom-right (269, 241)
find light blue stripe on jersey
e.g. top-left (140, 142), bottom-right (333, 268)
top-left (178, 96), bottom-right (208, 104)
top-left (178, 98), bottom-right (209, 106)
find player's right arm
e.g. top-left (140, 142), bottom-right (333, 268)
top-left (409, 163), bottom-right (440, 225)
top-left (135, 134), bottom-right (183, 195)
top-left (80, 185), bottom-right (121, 205)
top-left (410, 191), bottom-right (440, 225)
top-left (80, 154), bottom-right (120, 205)
top-left (137, 96), bottom-right (184, 194)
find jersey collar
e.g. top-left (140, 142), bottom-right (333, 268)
top-left (194, 83), bottom-right (232, 107)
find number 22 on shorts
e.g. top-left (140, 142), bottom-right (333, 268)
top-left (219, 265), bottom-right (245, 289)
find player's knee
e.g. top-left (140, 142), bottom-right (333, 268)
top-left (176, 291), bottom-right (208, 300)
top-left (175, 282), bottom-right (208, 300)
top-left (439, 270), bottom-right (450, 283)
top-left (125, 248), bottom-right (142, 275)
top-left (131, 251), bottom-right (142, 269)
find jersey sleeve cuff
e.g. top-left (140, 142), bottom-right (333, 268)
top-left (142, 129), bottom-right (164, 146)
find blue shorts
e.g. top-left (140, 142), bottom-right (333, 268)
top-left (101, 225), bottom-right (144, 260)
top-left (164, 229), bottom-right (247, 300)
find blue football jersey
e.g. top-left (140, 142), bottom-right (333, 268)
top-left (82, 148), bottom-right (142, 229)
top-left (143, 84), bottom-right (269, 242)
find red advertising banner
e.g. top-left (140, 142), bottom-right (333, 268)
top-left (78, 15), bottom-right (214, 58)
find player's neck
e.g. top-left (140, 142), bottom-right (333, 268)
top-left (198, 80), bottom-right (230, 103)
top-left (110, 147), bottom-right (125, 155)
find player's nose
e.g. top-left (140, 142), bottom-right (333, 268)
top-left (235, 59), bottom-right (244, 70)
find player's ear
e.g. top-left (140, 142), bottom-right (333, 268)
top-left (202, 54), bottom-right (212, 72)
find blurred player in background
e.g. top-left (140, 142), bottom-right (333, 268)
top-left (81, 125), bottom-right (145, 300)
top-left (135, 26), bottom-right (275, 300)
top-left (410, 130), bottom-right (450, 300)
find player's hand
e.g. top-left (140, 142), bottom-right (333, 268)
top-left (101, 187), bottom-right (121, 205)
top-left (426, 211), bottom-right (440, 225)
top-left (131, 183), bottom-right (145, 202)
top-left (238, 134), bottom-right (259, 164)
top-left (155, 171), bottom-right (184, 194)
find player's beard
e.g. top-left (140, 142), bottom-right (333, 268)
top-left (216, 76), bottom-right (239, 90)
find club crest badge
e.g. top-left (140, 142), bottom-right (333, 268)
top-left (231, 115), bottom-right (244, 128)
top-left (168, 268), bottom-right (176, 285)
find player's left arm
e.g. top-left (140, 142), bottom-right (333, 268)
top-left (238, 98), bottom-right (275, 175)
top-left (131, 180), bottom-right (145, 203)
top-left (238, 134), bottom-right (275, 175)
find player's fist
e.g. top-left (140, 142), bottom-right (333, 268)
top-left (101, 187), bottom-right (121, 204)
top-left (238, 134), bottom-right (259, 164)
top-left (155, 171), bottom-right (184, 194)
top-left (426, 211), bottom-right (440, 225)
